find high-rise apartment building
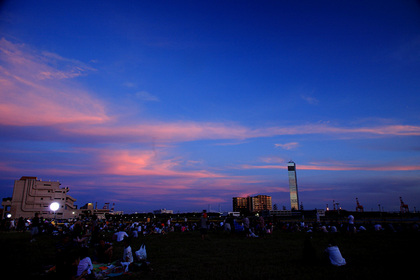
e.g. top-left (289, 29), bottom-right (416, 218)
top-left (288, 161), bottom-right (299, 210)
top-left (232, 195), bottom-right (272, 213)
top-left (251, 195), bottom-right (272, 212)
top-left (232, 197), bottom-right (248, 212)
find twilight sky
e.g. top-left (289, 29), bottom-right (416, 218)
top-left (1, 1), bottom-right (420, 213)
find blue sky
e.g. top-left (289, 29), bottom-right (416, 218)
top-left (1, 1), bottom-right (420, 213)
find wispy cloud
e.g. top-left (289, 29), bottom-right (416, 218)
top-left (0, 38), bottom-right (109, 126)
top-left (260, 157), bottom-right (285, 164)
top-left (275, 142), bottom-right (299, 150)
top-left (135, 91), bottom-right (160, 102)
top-left (56, 123), bottom-right (420, 145)
top-left (388, 35), bottom-right (420, 64)
top-left (98, 148), bottom-right (221, 178)
top-left (2, 39), bottom-right (420, 144)
top-left (240, 161), bottom-right (420, 171)
top-left (301, 94), bottom-right (319, 105)
top-left (123, 82), bottom-right (137, 88)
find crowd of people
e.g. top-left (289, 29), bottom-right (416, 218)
top-left (2, 211), bottom-right (420, 277)
top-left (2, 211), bottom-right (419, 237)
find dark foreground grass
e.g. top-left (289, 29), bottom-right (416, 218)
top-left (1, 230), bottom-right (418, 279)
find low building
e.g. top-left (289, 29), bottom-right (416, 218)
top-left (2, 176), bottom-right (78, 220)
top-left (269, 210), bottom-right (292, 216)
top-left (153, 209), bottom-right (173, 214)
top-left (222, 211), bottom-right (240, 217)
top-left (79, 202), bottom-right (117, 219)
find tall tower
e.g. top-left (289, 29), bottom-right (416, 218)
top-left (288, 161), bottom-right (299, 211)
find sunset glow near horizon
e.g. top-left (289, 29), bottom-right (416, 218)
top-left (1, 1), bottom-right (420, 213)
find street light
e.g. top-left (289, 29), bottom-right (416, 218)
top-left (50, 202), bottom-right (60, 220)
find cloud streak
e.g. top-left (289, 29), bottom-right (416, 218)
top-left (275, 142), bottom-right (299, 150)
top-left (2, 39), bottom-right (420, 144)
top-left (240, 162), bottom-right (420, 171)
top-left (56, 123), bottom-right (420, 145)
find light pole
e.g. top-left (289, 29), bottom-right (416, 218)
top-left (50, 202), bottom-right (60, 220)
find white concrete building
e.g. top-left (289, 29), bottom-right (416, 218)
top-left (2, 176), bottom-right (78, 219)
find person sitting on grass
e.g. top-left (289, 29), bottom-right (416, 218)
top-left (60, 251), bottom-right (87, 280)
top-left (121, 237), bottom-right (134, 272)
top-left (94, 238), bottom-right (113, 264)
top-left (76, 247), bottom-right (94, 279)
top-left (324, 239), bottom-right (346, 266)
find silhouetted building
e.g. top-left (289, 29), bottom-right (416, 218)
top-left (153, 209), bottom-right (174, 214)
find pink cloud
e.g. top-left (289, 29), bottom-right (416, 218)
top-left (0, 162), bottom-right (21, 173)
top-left (58, 122), bottom-right (420, 145)
top-left (0, 38), bottom-right (109, 126)
top-left (260, 156), bottom-right (285, 164)
top-left (184, 196), bottom-right (227, 204)
top-left (60, 121), bottom-right (254, 143)
top-left (98, 149), bottom-right (222, 178)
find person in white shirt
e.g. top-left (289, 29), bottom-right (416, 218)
top-left (121, 238), bottom-right (133, 272)
top-left (116, 228), bottom-right (128, 242)
top-left (348, 215), bottom-right (355, 233)
top-left (77, 247), bottom-right (93, 277)
top-left (325, 240), bottom-right (346, 266)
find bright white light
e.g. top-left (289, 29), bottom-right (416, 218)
top-left (50, 202), bottom-right (60, 212)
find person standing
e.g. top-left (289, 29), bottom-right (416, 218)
top-left (30, 212), bottom-right (40, 242)
top-left (348, 215), bottom-right (355, 234)
top-left (243, 216), bottom-right (250, 237)
top-left (258, 215), bottom-right (265, 237)
top-left (200, 210), bottom-right (208, 240)
top-left (17, 217), bottom-right (25, 232)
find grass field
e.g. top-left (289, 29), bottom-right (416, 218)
top-left (1, 228), bottom-right (418, 279)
